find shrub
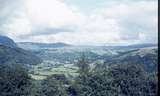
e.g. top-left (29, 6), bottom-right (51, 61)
top-left (0, 64), bottom-right (31, 96)
top-left (72, 57), bottom-right (158, 96)
top-left (39, 74), bottom-right (68, 96)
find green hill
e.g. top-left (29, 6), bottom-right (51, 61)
top-left (105, 48), bottom-right (158, 72)
top-left (0, 45), bottom-right (42, 65)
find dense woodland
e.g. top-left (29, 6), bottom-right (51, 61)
top-left (0, 55), bottom-right (158, 96)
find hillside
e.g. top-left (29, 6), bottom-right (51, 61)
top-left (0, 36), bottom-right (42, 65)
top-left (105, 47), bottom-right (158, 72)
top-left (0, 45), bottom-right (42, 65)
top-left (0, 35), bottom-right (17, 48)
top-left (103, 43), bottom-right (157, 50)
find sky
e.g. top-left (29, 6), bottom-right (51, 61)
top-left (0, 0), bottom-right (158, 46)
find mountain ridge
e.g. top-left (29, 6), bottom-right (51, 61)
top-left (0, 36), bottom-right (42, 65)
top-left (17, 42), bottom-right (71, 50)
top-left (103, 43), bottom-right (157, 50)
top-left (0, 35), bottom-right (17, 48)
top-left (105, 47), bottom-right (158, 72)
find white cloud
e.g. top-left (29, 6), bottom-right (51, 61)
top-left (22, 31), bottom-right (121, 45)
top-left (82, 15), bottom-right (120, 32)
top-left (91, 1), bottom-right (158, 43)
top-left (4, 17), bottom-right (31, 37)
top-left (23, 31), bottom-right (142, 46)
top-left (0, 0), bottom-right (85, 39)
top-left (0, 0), bottom-right (158, 45)
top-left (26, 0), bottom-right (84, 28)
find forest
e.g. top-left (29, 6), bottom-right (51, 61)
top-left (0, 55), bottom-right (158, 96)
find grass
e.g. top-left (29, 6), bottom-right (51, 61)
top-left (29, 62), bottom-right (79, 80)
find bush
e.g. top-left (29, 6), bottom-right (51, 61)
top-left (72, 56), bottom-right (158, 96)
top-left (32, 74), bottom-right (68, 96)
top-left (0, 64), bottom-right (31, 96)
top-left (107, 64), bottom-right (157, 96)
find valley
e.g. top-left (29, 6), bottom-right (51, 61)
top-left (18, 43), bottom-right (157, 80)
top-left (0, 36), bottom-right (158, 96)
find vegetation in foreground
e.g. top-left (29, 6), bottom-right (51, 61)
top-left (0, 56), bottom-right (158, 96)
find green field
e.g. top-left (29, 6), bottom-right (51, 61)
top-left (29, 62), bottom-right (79, 80)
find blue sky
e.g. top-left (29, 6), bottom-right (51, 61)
top-left (0, 0), bottom-right (158, 45)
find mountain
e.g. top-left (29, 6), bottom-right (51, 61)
top-left (17, 42), bottom-right (71, 50)
top-left (0, 36), bottom-right (42, 65)
top-left (0, 45), bottom-right (42, 65)
top-left (0, 35), bottom-right (17, 48)
top-left (104, 43), bottom-right (157, 50)
top-left (105, 47), bottom-right (158, 72)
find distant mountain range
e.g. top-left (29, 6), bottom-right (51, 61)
top-left (17, 42), bottom-right (71, 50)
top-left (103, 43), bottom-right (157, 50)
top-left (17, 42), bottom-right (157, 50)
top-left (0, 35), bottom-right (158, 71)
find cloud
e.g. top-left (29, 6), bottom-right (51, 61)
top-left (0, 0), bottom-right (30, 39)
top-left (0, 0), bottom-right (84, 39)
top-left (22, 31), bottom-right (140, 46)
top-left (21, 31), bottom-right (120, 45)
top-left (19, 27), bottom-right (74, 39)
top-left (26, 0), bottom-right (85, 28)
top-left (92, 1), bottom-right (158, 43)
top-left (0, 0), bottom-right (22, 23)
top-left (0, 0), bottom-right (158, 45)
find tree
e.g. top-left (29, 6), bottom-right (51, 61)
top-left (70, 54), bottom-right (91, 96)
top-left (72, 60), bottom-right (158, 96)
top-left (0, 64), bottom-right (31, 96)
top-left (39, 74), bottom-right (68, 96)
top-left (76, 54), bottom-right (90, 75)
